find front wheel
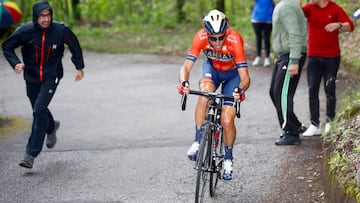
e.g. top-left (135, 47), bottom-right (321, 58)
top-left (209, 128), bottom-right (223, 197)
top-left (195, 123), bottom-right (212, 203)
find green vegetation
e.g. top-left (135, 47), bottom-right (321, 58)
top-left (324, 90), bottom-right (360, 201)
top-left (4, 0), bottom-right (255, 55)
top-left (1, 0), bottom-right (360, 200)
top-left (73, 24), bottom-right (199, 55)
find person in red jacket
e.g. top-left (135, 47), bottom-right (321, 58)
top-left (301, 0), bottom-right (355, 136)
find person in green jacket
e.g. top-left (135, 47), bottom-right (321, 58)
top-left (269, 0), bottom-right (307, 145)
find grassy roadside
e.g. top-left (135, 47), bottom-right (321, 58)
top-left (73, 24), bottom-right (199, 56)
top-left (323, 90), bottom-right (360, 201)
top-left (72, 22), bottom-right (256, 56)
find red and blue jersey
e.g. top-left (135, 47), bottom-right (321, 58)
top-left (186, 28), bottom-right (248, 72)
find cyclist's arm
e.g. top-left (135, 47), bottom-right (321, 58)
top-left (179, 30), bottom-right (205, 83)
top-left (230, 31), bottom-right (250, 91)
top-left (237, 68), bottom-right (250, 92)
top-left (179, 59), bottom-right (195, 83)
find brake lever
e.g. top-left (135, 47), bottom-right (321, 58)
top-left (181, 94), bottom-right (187, 111)
top-left (181, 81), bottom-right (189, 111)
top-left (233, 87), bottom-right (241, 118)
top-left (236, 101), bottom-right (241, 118)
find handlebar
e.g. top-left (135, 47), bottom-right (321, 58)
top-left (181, 90), bottom-right (241, 118)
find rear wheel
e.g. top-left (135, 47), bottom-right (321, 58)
top-left (195, 123), bottom-right (212, 203)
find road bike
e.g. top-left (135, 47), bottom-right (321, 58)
top-left (181, 83), bottom-right (240, 203)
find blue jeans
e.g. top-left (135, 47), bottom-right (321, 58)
top-left (25, 78), bottom-right (59, 157)
top-left (306, 56), bottom-right (340, 126)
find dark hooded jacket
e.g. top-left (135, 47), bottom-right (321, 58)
top-left (2, 1), bottom-right (84, 83)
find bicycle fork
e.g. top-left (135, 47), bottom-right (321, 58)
top-left (212, 126), bottom-right (224, 173)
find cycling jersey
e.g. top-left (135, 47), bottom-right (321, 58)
top-left (186, 28), bottom-right (248, 72)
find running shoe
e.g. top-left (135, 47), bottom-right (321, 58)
top-left (187, 142), bottom-right (199, 161)
top-left (223, 159), bottom-right (233, 180)
top-left (19, 154), bottom-right (34, 169)
top-left (302, 124), bottom-right (321, 136)
top-left (46, 120), bottom-right (60, 148)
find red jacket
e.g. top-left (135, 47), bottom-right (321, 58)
top-left (302, 1), bottom-right (355, 57)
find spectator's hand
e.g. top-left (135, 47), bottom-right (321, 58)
top-left (233, 87), bottom-right (245, 102)
top-left (178, 81), bottom-right (189, 95)
top-left (288, 64), bottom-right (299, 77)
top-left (325, 22), bottom-right (341, 32)
top-left (14, 63), bottom-right (25, 74)
top-left (75, 69), bottom-right (84, 81)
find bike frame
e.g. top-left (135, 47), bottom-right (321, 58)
top-left (181, 83), bottom-right (241, 203)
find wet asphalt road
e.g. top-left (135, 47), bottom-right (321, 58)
top-left (0, 51), bottom-right (329, 202)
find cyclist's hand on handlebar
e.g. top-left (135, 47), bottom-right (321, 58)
top-left (233, 87), bottom-right (246, 102)
top-left (178, 80), bottom-right (190, 95)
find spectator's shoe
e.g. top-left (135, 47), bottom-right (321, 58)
top-left (19, 154), bottom-right (34, 169)
top-left (187, 142), bottom-right (199, 161)
top-left (223, 159), bottom-right (233, 180)
top-left (299, 124), bottom-right (307, 133)
top-left (324, 122), bottom-right (332, 134)
top-left (279, 133), bottom-right (285, 139)
top-left (46, 120), bottom-right (60, 148)
top-left (252, 56), bottom-right (261, 66)
top-left (302, 124), bottom-right (321, 136)
top-left (280, 124), bottom-right (307, 139)
top-left (264, 57), bottom-right (271, 67)
top-left (275, 134), bottom-right (301, 146)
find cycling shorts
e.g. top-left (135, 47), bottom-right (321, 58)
top-left (200, 59), bottom-right (240, 106)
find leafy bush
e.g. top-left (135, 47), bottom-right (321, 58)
top-left (323, 93), bottom-right (360, 201)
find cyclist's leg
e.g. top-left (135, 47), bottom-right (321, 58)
top-left (221, 105), bottom-right (236, 180)
top-left (221, 106), bottom-right (236, 154)
top-left (219, 69), bottom-right (239, 180)
top-left (187, 60), bottom-right (218, 160)
top-left (219, 68), bottom-right (239, 155)
top-left (195, 60), bottom-right (218, 139)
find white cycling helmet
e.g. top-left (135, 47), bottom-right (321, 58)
top-left (202, 9), bottom-right (229, 35)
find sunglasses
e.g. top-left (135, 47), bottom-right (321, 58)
top-left (208, 34), bottom-right (226, 42)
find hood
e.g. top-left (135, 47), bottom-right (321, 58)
top-left (32, 1), bottom-right (53, 24)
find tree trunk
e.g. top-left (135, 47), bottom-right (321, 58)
top-left (176, 0), bottom-right (186, 22)
top-left (72, 0), bottom-right (81, 20)
top-left (215, 0), bottom-right (225, 13)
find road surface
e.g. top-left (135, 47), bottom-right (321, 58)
top-left (0, 51), bottom-right (341, 202)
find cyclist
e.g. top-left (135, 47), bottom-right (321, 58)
top-left (178, 9), bottom-right (251, 180)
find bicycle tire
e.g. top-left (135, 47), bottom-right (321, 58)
top-left (195, 123), bottom-right (212, 203)
top-left (209, 127), bottom-right (223, 197)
